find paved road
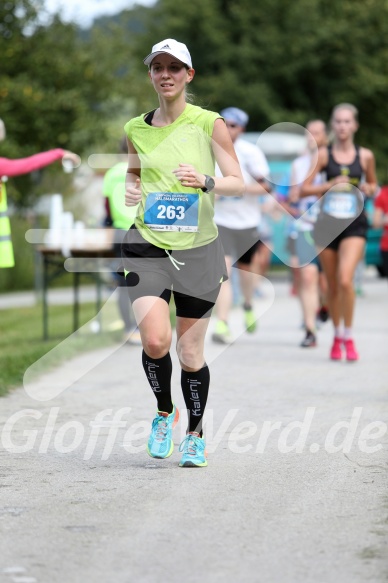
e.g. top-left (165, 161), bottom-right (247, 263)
top-left (1, 273), bottom-right (387, 583)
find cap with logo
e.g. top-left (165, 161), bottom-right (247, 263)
top-left (220, 107), bottom-right (249, 128)
top-left (144, 38), bottom-right (192, 68)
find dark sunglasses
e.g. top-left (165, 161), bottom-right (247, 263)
top-left (225, 122), bottom-right (238, 128)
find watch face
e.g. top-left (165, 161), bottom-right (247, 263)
top-left (205, 176), bottom-right (215, 191)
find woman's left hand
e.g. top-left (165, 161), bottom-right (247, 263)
top-left (172, 164), bottom-right (205, 189)
top-left (359, 182), bottom-right (375, 197)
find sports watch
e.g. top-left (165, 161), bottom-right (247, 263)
top-left (201, 175), bottom-right (215, 193)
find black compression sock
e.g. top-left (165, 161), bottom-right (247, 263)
top-left (142, 350), bottom-right (173, 413)
top-left (181, 365), bottom-right (210, 436)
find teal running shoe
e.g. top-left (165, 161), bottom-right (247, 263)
top-left (179, 432), bottom-right (208, 467)
top-left (147, 404), bottom-right (179, 459)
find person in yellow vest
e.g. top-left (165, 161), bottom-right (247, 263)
top-left (0, 118), bottom-right (80, 268)
top-left (103, 136), bottom-right (141, 344)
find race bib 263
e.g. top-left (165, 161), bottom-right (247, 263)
top-left (144, 192), bottom-right (199, 232)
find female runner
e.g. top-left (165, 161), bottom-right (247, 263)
top-left (301, 103), bottom-right (377, 361)
top-left (122, 39), bottom-right (243, 466)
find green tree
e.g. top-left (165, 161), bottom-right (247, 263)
top-left (0, 1), bottom-right (116, 204)
top-left (129, 0), bottom-right (388, 180)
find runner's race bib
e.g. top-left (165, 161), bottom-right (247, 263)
top-left (144, 192), bottom-right (199, 232)
top-left (322, 188), bottom-right (359, 219)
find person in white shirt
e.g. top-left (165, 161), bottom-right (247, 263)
top-left (212, 107), bottom-right (270, 344)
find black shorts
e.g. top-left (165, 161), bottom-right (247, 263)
top-left (217, 225), bottom-right (259, 265)
top-left (314, 212), bottom-right (368, 252)
top-left (121, 225), bottom-right (227, 318)
top-left (112, 229), bottom-right (128, 285)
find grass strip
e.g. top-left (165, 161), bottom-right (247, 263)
top-left (0, 302), bottom-right (119, 397)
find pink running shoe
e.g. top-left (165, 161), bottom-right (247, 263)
top-left (344, 338), bottom-right (359, 362)
top-left (330, 337), bottom-right (343, 361)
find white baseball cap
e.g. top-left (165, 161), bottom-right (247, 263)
top-left (144, 38), bottom-right (192, 68)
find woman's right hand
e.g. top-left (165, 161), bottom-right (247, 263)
top-left (125, 178), bottom-right (142, 207)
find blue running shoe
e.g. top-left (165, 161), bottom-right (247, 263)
top-left (147, 404), bottom-right (179, 459)
top-left (179, 432), bottom-right (207, 467)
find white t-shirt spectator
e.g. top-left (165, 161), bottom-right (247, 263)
top-left (214, 137), bottom-right (270, 230)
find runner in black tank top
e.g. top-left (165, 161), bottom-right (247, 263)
top-left (300, 103), bottom-right (377, 362)
top-left (314, 144), bottom-right (368, 249)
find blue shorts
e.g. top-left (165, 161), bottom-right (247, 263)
top-left (296, 231), bottom-right (320, 268)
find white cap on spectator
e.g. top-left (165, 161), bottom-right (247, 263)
top-left (220, 107), bottom-right (249, 128)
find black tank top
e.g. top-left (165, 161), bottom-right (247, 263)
top-left (320, 145), bottom-right (365, 218)
top-left (324, 145), bottom-right (363, 187)
top-left (144, 109), bottom-right (156, 126)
